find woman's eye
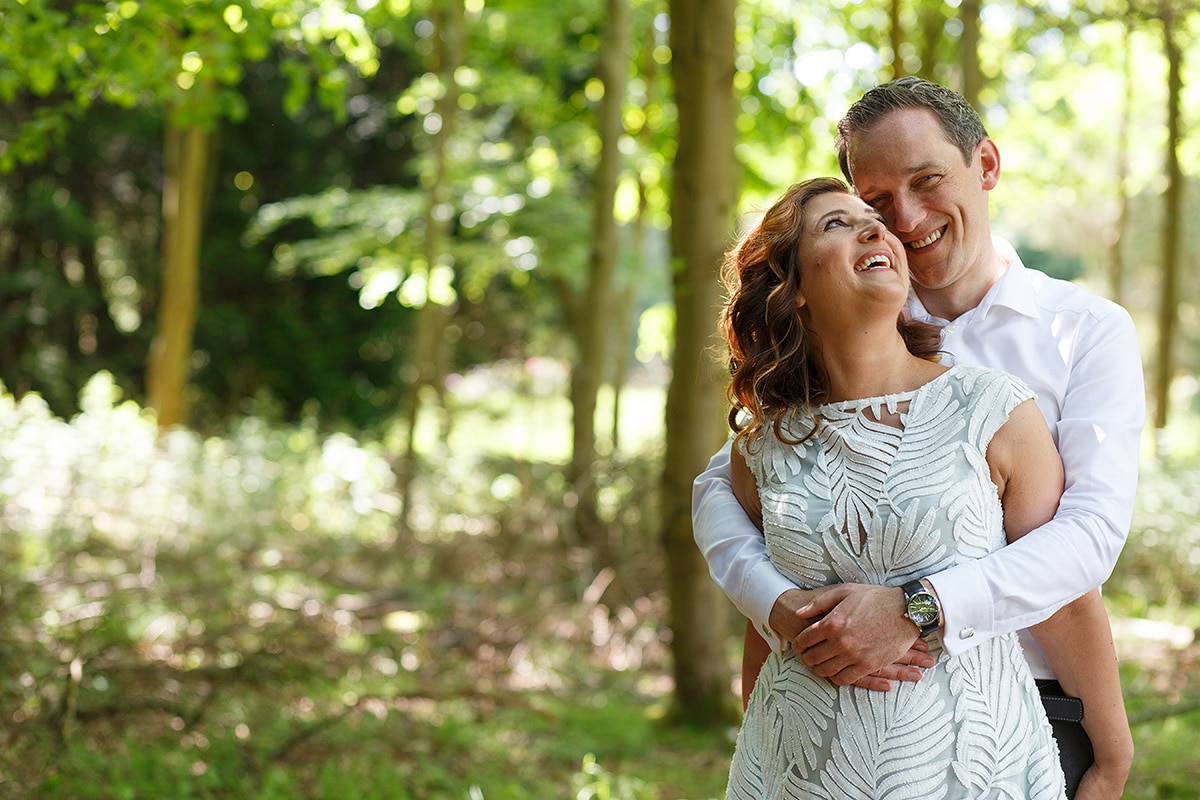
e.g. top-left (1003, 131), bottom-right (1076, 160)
top-left (823, 218), bottom-right (846, 230)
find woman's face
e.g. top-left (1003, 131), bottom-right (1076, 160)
top-left (795, 191), bottom-right (910, 334)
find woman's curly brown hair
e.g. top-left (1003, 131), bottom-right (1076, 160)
top-left (719, 177), bottom-right (943, 449)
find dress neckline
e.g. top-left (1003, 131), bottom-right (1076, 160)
top-left (813, 365), bottom-right (957, 414)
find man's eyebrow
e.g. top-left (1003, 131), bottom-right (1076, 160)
top-left (857, 160), bottom-right (943, 196)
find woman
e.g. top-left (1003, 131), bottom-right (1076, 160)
top-left (718, 178), bottom-right (1131, 799)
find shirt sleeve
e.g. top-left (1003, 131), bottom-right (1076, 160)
top-left (929, 306), bottom-right (1145, 656)
top-left (692, 439), bottom-right (798, 651)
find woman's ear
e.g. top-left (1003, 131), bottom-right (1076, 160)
top-left (795, 292), bottom-right (806, 309)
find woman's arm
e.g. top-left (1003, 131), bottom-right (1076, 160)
top-left (731, 445), bottom-right (770, 707)
top-left (990, 398), bottom-right (1133, 799)
top-left (742, 619), bottom-right (771, 710)
top-left (1030, 593), bottom-right (1133, 799)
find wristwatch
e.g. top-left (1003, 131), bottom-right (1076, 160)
top-left (902, 580), bottom-right (941, 638)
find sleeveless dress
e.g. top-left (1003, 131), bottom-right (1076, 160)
top-left (726, 365), bottom-right (1066, 800)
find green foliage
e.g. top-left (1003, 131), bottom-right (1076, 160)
top-left (573, 754), bottom-right (658, 800)
top-left (0, 0), bottom-right (380, 168)
top-left (1109, 462), bottom-right (1200, 613)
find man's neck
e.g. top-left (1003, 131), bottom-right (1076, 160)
top-left (915, 245), bottom-right (1010, 322)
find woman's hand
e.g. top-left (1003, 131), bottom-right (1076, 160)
top-left (1072, 755), bottom-right (1132, 800)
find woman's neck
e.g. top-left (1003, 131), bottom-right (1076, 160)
top-left (819, 330), bottom-right (944, 403)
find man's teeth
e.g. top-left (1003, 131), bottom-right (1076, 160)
top-left (909, 229), bottom-right (942, 249)
top-left (855, 255), bottom-right (891, 272)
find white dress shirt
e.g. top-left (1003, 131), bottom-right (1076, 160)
top-left (692, 237), bottom-right (1145, 679)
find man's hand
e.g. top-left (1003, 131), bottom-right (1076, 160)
top-left (791, 583), bottom-right (935, 686)
top-left (769, 585), bottom-right (935, 691)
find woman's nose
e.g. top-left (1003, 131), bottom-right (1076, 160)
top-left (858, 217), bottom-right (885, 240)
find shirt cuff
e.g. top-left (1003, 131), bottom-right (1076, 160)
top-left (743, 561), bottom-right (798, 654)
top-left (927, 560), bottom-right (991, 657)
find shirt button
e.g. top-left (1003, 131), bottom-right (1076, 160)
top-left (761, 624), bottom-right (772, 637)
top-left (959, 627), bottom-right (975, 639)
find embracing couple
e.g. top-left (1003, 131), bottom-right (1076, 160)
top-left (696, 78), bottom-right (1144, 800)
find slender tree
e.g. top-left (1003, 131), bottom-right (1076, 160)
top-left (663, 0), bottom-right (739, 725)
top-left (1153, 0), bottom-right (1183, 444)
top-left (959, 0), bottom-right (982, 107)
top-left (566, 0), bottom-right (631, 554)
top-left (396, 0), bottom-right (465, 535)
top-left (1107, 11), bottom-right (1135, 307)
top-left (147, 117), bottom-right (215, 428)
top-left (889, 0), bottom-right (906, 79)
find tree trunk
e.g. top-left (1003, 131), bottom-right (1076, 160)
top-left (1106, 15), bottom-right (1133, 307)
top-left (1153, 3), bottom-right (1183, 445)
top-left (567, 0), bottom-right (630, 554)
top-left (959, 0), bottom-right (982, 108)
top-left (397, 0), bottom-right (464, 536)
top-left (609, 22), bottom-right (661, 459)
top-left (664, 0), bottom-right (739, 726)
top-left (146, 114), bottom-right (213, 429)
top-left (889, 0), bottom-right (905, 79)
top-left (917, 8), bottom-right (946, 81)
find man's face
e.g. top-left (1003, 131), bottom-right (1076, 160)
top-left (845, 107), bottom-right (999, 301)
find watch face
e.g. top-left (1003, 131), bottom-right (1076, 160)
top-left (907, 593), bottom-right (940, 626)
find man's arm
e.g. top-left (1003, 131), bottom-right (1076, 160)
top-left (692, 440), bottom-right (801, 649)
top-left (795, 309), bottom-right (1144, 682)
top-left (929, 308), bottom-right (1144, 656)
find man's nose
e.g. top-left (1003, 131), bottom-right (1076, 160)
top-left (889, 193), bottom-right (923, 235)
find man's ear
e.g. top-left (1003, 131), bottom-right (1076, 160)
top-left (978, 138), bottom-right (1001, 190)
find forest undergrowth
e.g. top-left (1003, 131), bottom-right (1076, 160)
top-left (2, 374), bottom-right (1199, 799)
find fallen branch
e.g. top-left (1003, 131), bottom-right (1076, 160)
top-left (1129, 696), bottom-right (1200, 725)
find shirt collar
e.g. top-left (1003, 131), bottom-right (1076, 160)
top-left (907, 235), bottom-right (1040, 325)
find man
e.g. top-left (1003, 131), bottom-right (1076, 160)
top-left (693, 78), bottom-right (1143, 798)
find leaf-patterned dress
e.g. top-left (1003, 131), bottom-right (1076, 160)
top-left (726, 365), bottom-right (1066, 800)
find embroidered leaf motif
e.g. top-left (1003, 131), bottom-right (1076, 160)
top-left (821, 681), bottom-right (953, 799)
top-left (817, 408), bottom-right (902, 546)
top-left (826, 500), bottom-right (952, 586)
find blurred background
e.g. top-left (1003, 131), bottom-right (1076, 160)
top-left (2, 0), bottom-right (1199, 797)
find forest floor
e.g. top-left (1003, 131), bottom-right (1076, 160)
top-left (4, 377), bottom-right (1200, 798)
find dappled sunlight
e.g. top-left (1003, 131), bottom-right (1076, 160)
top-left (436, 358), bottom-right (667, 465)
